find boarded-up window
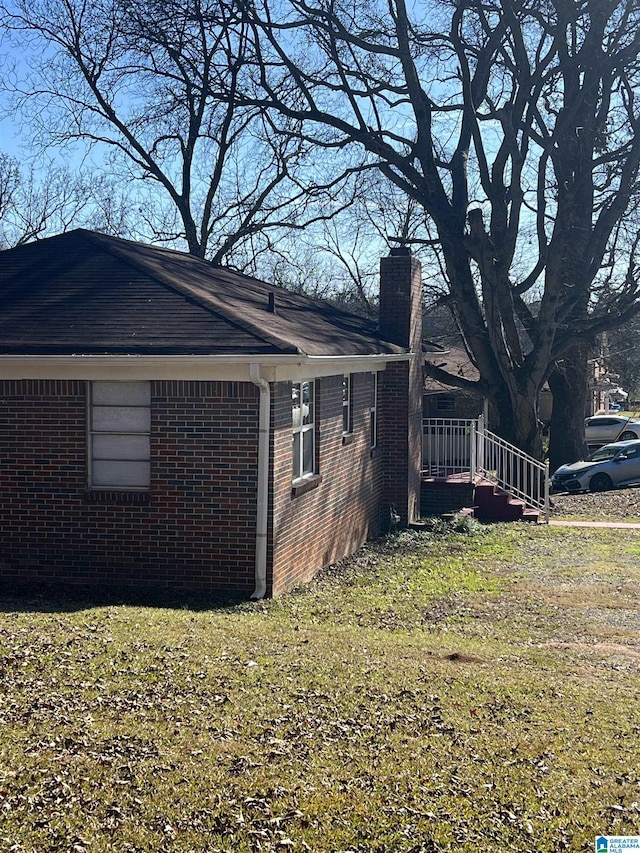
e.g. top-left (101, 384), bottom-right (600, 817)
top-left (90, 381), bottom-right (151, 488)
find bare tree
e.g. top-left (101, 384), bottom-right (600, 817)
top-left (0, 0), bottom-right (360, 264)
top-left (0, 153), bottom-right (100, 247)
top-left (312, 172), bottom-right (428, 316)
top-left (0, 154), bottom-right (20, 228)
top-left (608, 294), bottom-right (640, 402)
top-left (238, 0), bottom-right (640, 459)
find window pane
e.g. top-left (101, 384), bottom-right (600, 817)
top-left (292, 382), bottom-right (302, 428)
top-left (93, 406), bottom-right (151, 433)
top-left (293, 432), bottom-right (301, 479)
top-left (302, 429), bottom-right (314, 475)
top-left (93, 434), bottom-right (150, 460)
top-left (292, 380), bottom-right (315, 481)
top-left (343, 375), bottom-right (351, 433)
top-left (436, 395), bottom-right (455, 412)
top-left (92, 381), bottom-right (151, 406)
top-left (92, 460), bottom-right (150, 487)
top-left (302, 381), bottom-right (313, 425)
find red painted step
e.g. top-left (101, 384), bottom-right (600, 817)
top-left (473, 482), bottom-right (541, 523)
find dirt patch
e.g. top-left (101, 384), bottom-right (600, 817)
top-left (443, 651), bottom-right (486, 663)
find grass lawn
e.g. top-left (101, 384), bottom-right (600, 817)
top-left (2, 522), bottom-right (640, 852)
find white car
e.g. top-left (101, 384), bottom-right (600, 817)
top-left (552, 440), bottom-right (640, 493)
top-left (584, 415), bottom-right (640, 446)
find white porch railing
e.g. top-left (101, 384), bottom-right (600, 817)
top-left (422, 417), bottom-right (476, 478)
top-left (422, 415), bottom-right (550, 522)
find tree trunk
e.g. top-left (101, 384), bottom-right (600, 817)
top-left (488, 379), bottom-right (544, 460)
top-left (547, 344), bottom-right (589, 472)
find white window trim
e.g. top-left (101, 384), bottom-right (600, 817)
top-left (370, 372), bottom-right (378, 450)
top-left (292, 379), bottom-right (316, 482)
top-left (342, 374), bottom-right (352, 435)
top-left (88, 381), bottom-right (151, 490)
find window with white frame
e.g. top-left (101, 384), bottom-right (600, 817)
top-left (292, 380), bottom-right (315, 480)
top-left (370, 372), bottom-right (378, 449)
top-left (342, 374), bottom-right (352, 435)
top-left (89, 381), bottom-right (151, 489)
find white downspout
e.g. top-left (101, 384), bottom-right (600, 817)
top-left (249, 363), bottom-right (270, 600)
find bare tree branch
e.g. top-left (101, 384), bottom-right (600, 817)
top-left (237, 0), bottom-right (640, 458)
top-left (0, 0), bottom-right (362, 263)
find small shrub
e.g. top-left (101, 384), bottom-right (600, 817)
top-left (450, 514), bottom-right (485, 535)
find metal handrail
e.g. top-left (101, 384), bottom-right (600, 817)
top-left (422, 415), bottom-right (550, 522)
top-left (475, 415), bottom-right (550, 522)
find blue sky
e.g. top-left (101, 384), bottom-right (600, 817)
top-left (0, 30), bottom-right (77, 168)
top-left (0, 111), bottom-right (27, 159)
top-left (1, 37), bottom-right (38, 163)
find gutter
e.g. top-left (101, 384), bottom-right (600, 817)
top-left (0, 353), bottom-right (412, 366)
top-left (249, 363), bottom-right (270, 600)
top-left (0, 353), bottom-right (412, 382)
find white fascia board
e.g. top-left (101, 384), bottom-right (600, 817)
top-left (0, 352), bottom-right (411, 382)
top-left (272, 354), bottom-right (410, 382)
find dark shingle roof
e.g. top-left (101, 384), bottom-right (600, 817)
top-left (424, 342), bottom-right (480, 393)
top-left (0, 230), bottom-right (405, 357)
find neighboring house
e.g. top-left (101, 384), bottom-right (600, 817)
top-left (422, 303), bottom-right (484, 420)
top-left (423, 340), bottom-right (557, 426)
top-left (0, 231), bottom-right (423, 598)
top-left (423, 342), bottom-right (484, 420)
top-left (423, 306), bottom-right (628, 426)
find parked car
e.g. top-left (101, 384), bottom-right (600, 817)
top-left (551, 440), bottom-right (640, 493)
top-left (584, 415), bottom-right (640, 445)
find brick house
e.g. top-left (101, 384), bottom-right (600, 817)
top-left (0, 231), bottom-right (423, 598)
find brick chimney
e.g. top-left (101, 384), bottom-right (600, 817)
top-left (379, 247), bottom-right (423, 527)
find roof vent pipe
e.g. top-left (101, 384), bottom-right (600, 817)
top-left (268, 292), bottom-right (276, 313)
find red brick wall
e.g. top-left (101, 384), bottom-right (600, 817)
top-left (0, 379), bottom-right (259, 592)
top-left (0, 364), bottom-right (418, 597)
top-left (269, 373), bottom-right (384, 596)
top-left (379, 250), bottom-right (423, 525)
top-left (421, 480), bottom-right (475, 516)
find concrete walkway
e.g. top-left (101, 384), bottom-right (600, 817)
top-left (549, 519), bottom-right (640, 529)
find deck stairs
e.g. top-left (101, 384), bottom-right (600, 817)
top-left (474, 481), bottom-right (543, 523)
top-left (422, 416), bottom-right (550, 524)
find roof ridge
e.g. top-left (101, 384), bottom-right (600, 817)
top-left (82, 231), bottom-right (302, 355)
top-left (79, 229), bottom-right (348, 309)
top-left (82, 229), bottom-right (376, 325)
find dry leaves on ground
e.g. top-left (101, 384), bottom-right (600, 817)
top-left (550, 485), bottom-right (640, 521)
